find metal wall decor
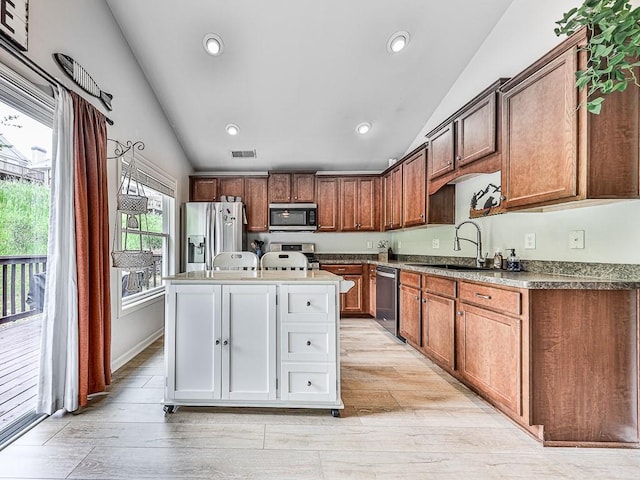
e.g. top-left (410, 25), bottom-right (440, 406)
top-left (109, 140), bottom-right (153, 293)
top-left (469, 183), bottom-right (506, 218)
top-left (53, 52), bottom-right (113, 111)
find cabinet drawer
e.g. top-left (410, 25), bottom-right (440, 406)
top-left (423, 275), bottom-right (456, 298)
top-left (459, 282), bottom-right (522, 316)
top-left (280, 363), bottom-right (337, 402)
top-left (280, 285), bottom-right (335, 323)
top-left (400, 270), bottom-right (421, 289)
top-left (281, 324), bottom-right (335, 362)
top-left (322, 264), bottom-right (363, 275)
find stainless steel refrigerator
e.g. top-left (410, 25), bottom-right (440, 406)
top-left (182, 202), bottom-right (246, 272)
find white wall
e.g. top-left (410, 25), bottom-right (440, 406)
top-left (0, 0), bottom-right (192, 370)
top-left (392, 0), bottom-right (640, 266)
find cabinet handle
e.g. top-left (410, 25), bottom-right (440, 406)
top-left (307, 381), bottom-right (312, 386)
top-left (215, 339), bottom-right (220, 345)
top-left (457, 311), bottom-right (463, 316)
top-left (422, 299), bottom-right (427, 303)
top-left (294, 196), bottom-right (298, 200)
top-left (338, 268), bottom-right (346, 272)
top-left (419, 213), bottom-right (424, 218)
top-left (475, 293), bottom-right (492, 300)
top-left (306, 301), bottom-right (311, 306)
top-left (456, 155), bottom-right (461, 161)
top-left (415, 295), bottom-right (420, 301)
top-left (447, 161), bottom-right (452, 166)
top-left (264, 225), bottom-right (267, 228)
top-left (306, 340), bottom-right (311, 346)
top-left (223, 339), bottom-right (229, 345)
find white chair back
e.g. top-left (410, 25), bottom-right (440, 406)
top-left (212, 251), bottom-right (259, 270)
top-left (260, 251), bottom-right (308, 270)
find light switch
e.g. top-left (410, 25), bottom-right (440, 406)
top-left (432, 238), bottom-right (440, 249)
top-left (569, 230), bottom-right (585, 249)
top-left (524, 233), bottom-right (536, 249)
top-left (367, 241), bottom-right (372, 249)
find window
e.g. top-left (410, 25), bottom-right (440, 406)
top-left (0, 60), bottom-right (53, 445)
top-left (118, 156), bottom-right (175, 308)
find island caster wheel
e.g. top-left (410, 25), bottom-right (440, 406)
top-left (163, 405), bottom-right (176, 414)
top-left (330, 409), bottom-right (340, 418)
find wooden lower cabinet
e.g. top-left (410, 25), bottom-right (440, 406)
top-left (320, 264), bottom-right (366, 316)
top-left (421, 292), bottom-right (455, 372)
top-left (458, 303), bottom-right (522, 416)
top-left (399, 271), bottom-right (421, 347)
top-left (401, 271), bottom-right (639, 447)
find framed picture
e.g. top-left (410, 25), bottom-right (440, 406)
top-left (0, 0), bottom-right (28, 51)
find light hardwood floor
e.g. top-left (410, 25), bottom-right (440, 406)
top-left (0, 318), bottom-right (638, 479)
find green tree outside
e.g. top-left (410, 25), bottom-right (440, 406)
top-left (0, 179), bottom-right (50, 256)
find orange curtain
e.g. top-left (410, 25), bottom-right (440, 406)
top-left (71, 92), bottom-right (111, 407)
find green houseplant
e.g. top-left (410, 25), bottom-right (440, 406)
top-left (555, 0), bottom-right (640, 113)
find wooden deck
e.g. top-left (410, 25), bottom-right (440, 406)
top-left (0, 314), bottom-right (41, 432)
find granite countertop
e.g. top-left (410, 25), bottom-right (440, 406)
top-left (316, 257), bottom-right (640, 290)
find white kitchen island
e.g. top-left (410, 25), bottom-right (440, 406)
top-left (162, 269), bottom-right (348, 416)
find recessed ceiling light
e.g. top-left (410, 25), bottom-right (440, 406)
top-left (226, 123), bottom-right (239, 135)
top-left (203, 33), bottom-right (224, 56)
top-left (387, 31), bottom-right (410, 54)
top-left (356, 122), bottom-right (371, 135)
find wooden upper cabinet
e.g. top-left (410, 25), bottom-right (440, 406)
top-left (339, 176), bottom-right (379, 231)
top-left (456, 92), bottom-right (497, 166)
top-left (426, 79), bottom-right (508, 193)
top-left (427, 122), bottom-right (455, 179)
top-left (218, 177), bottom-right (245, 200)
top-left (292, 173), bottom-right (316, 202)
top-left (268, 173), bottom-right (291, 203)
top-left (383, 165), bottom-right (402, 231)
top-left (244, 177), bottom-right (268, 232)
top-left (402, 148), bottom-right (426, 228)
top-left (190, 177), bottom-right (218, 202)
top-left (268, 172), bottom-right (316, 203)
top-left (316, 177), bottom-right (339, 232)
top-left (501, 28), bottom-right (640, 210)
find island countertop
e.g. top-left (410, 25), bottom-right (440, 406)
top-left (164, 269), bottom-right (344, 284)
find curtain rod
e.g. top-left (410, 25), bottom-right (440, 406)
top-left (0, 37), bottom-right (114, 126)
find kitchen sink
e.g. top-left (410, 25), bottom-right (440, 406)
top-left (403, 263), bottom-right (491, 271)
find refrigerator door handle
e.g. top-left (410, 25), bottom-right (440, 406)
top-left (206, 203), bottom-right (215, 270)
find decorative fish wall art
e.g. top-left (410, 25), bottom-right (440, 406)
top-left (52, 52), bottom-right (113, 111)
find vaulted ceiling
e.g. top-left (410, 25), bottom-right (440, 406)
top-left (106, 0), bottom-right (514, 172)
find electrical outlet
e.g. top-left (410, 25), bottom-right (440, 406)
top-left (432, 238), bottom-right (440, 249)
top-left (397, 241), bottom-right (402, 249)
top-left (366, 241), bottom-right (372, 249)
top-left (524, 233), bottom-right (536, 249)
top-left (569, 230), bottom-right (585, 249)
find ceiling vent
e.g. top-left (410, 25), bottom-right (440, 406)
top-left (230, 150), bottom-right (257, 159)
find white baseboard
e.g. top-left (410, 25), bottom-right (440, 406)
top-left (111, 328), bottom-right (164, 373)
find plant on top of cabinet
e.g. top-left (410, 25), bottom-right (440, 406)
top-left (555, 0), bottom-right (640, 114)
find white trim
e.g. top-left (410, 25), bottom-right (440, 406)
top-left (119, 287), bottom-right (164, 317)
top-left (111, 327), bottom-right (164, 373)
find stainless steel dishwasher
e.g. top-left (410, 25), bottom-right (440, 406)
top-left (375, 265), bottom-right (403, 340)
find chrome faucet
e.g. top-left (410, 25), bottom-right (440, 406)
top-left (453, 221), bottom-right (485, 267)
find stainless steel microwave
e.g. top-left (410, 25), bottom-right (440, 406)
top-left (268, 203), bottom-right (317, 231)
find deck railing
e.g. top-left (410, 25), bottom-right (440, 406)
top-left (0, 255), bottom-right (47, 325)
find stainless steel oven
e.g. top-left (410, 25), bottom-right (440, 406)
top-left (375, 265), bottom-right (403, 340)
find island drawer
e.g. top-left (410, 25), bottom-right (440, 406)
top-left (280, 285), bottom-right (336, 323)
top-left (280, 363), bottom-right (337, 402)
top-left (459, 281), bottom-right (522, 316)
top-left (281, 324), bottom-right (336, 362)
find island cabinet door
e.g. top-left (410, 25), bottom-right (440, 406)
top-left (166, 284), bottom-right (222, 401)
top-left (222, 284), bottom-right (277, 401)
